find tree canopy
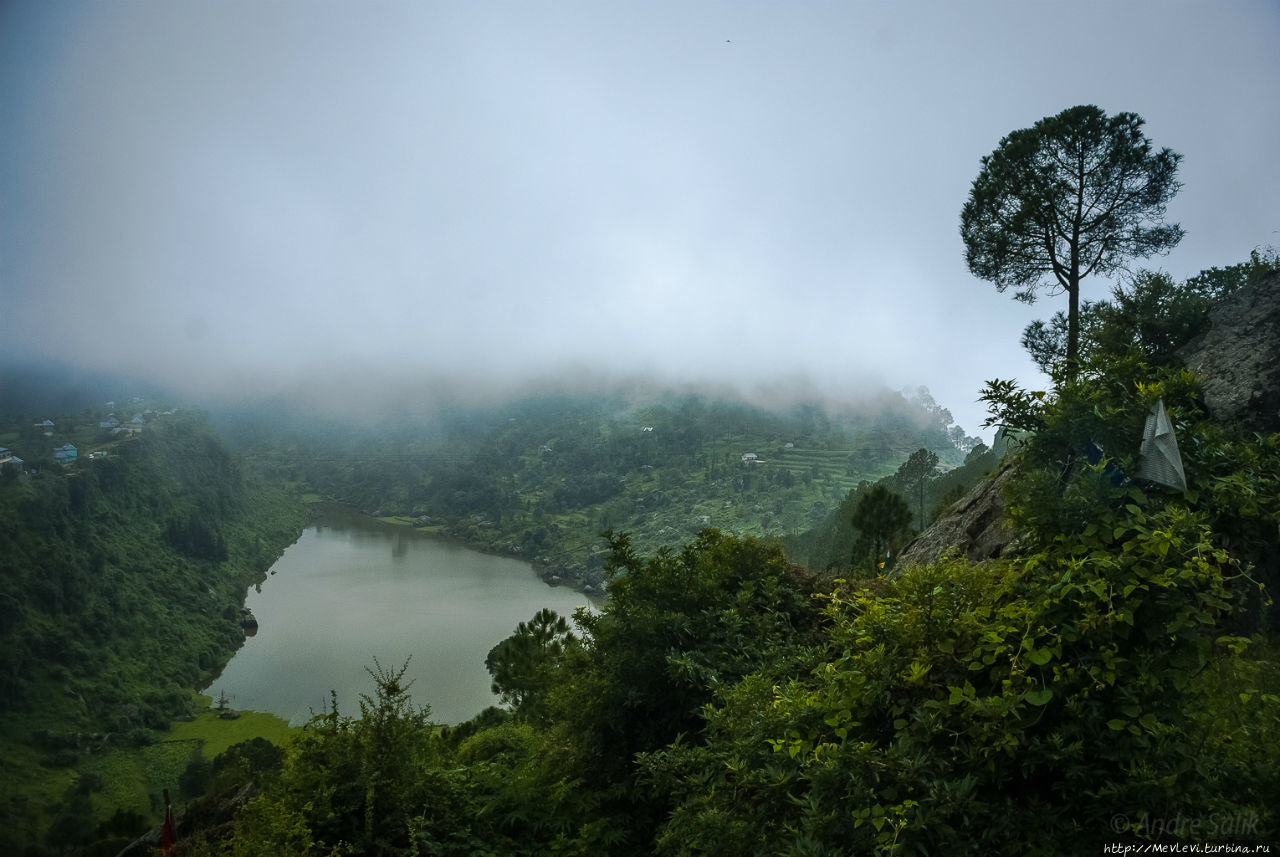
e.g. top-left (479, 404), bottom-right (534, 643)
top-left (485, 607), bottom-right (575, 717)
top-left (849, 483), bottom-right (913, 573)
top-left (895, 447), bottom-right (939, 531)
top-left (961, 105), bottom-right (1183, 374)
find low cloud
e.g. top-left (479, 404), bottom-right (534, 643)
top-left (2, 1), bottom-right (1276, 437)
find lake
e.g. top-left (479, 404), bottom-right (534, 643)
top-left (204, 507), bottom-right (598, 725)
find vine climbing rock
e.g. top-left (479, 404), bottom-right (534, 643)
top-left (1179, 269), bottom-right (1280, 433)
top-left (892, 459), bottom-right (1023, 573)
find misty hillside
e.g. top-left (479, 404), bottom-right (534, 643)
top-left (216, 385), bottom-right (979, 589)
top-left (0, 410), bottom-right (307, 849)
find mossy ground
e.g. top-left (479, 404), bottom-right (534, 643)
top-left (96, 696), bottom-right (294, 823)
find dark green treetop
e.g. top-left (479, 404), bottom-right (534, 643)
top-left (849, 483), bottom-right (913, 573)
top-left (895, 447), bottom-right (939, 531)
top-left (961, 105), bottom-right (1183, 375)
top-left (485, 607), bottom-right (576, 718)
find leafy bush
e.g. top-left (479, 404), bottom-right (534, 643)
top-left (647, 525), bottom-right (1276, 853)
top-left (643, 334), bottom-right (1279, 852)
top-left (226, 660), bottom-right (495, 857)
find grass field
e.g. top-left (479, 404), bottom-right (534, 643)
top-left (73, 694), bottom-right (297, 830)
top-left (168, 694), bottom-right (297, 758)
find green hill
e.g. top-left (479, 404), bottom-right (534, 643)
top-left (223, 388), bottom-right (975, 589)
top-left (0, 408), bottom-right (306, 846)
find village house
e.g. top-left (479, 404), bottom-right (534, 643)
top-left (54, 444), bottom-right (77, 466)
top-left (0, 448), bottom-right (23, 474)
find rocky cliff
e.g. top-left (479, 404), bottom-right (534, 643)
top-left (1179, 269), bottom-right (1280, 433)
top-left (893, 459), bottom-right (1022, 571)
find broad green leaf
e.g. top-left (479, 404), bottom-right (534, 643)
top-left (1027, 648), bottom-right (1052, 666)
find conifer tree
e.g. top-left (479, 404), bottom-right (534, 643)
top-left (961, 105), bottom-right (1183, 376)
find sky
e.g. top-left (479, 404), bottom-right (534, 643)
top-left (2, 1), bottom-right (1278, 437)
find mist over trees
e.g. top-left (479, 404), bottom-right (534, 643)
top-left (215, 386), bottom-right (975, 590)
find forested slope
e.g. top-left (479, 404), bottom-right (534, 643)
top-left (0, 410), bottom-right (307, 846)
top-left (223, 388), bottom-right (977, 589)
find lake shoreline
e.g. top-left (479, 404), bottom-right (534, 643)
top-left (314, 499), bottom-right (611, 603)
top-left (204, 512), bottom-right (600, 726)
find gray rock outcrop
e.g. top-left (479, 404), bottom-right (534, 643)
top-left (1179, 269), bottom-right (1280, 433)
top-left (893, 460), bottom-right (1022, 572)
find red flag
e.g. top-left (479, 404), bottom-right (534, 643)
top-left (160, 788), bottom-right (177, 853)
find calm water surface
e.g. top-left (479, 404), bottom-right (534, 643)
top-left (205, 510), bottom-right (596, 724)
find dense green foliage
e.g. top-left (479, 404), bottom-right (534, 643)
top-left (650, 351), bottom-right (1278, 852)
top-left (221, 389), bottom-right (973, 589)
top-left (536, 530), bottom-right (823, 853)
top-left (961, 105), bottom-right (1183, 371)
top-left (0, 407), bottom-right (307, 850)
top-left (1021, 249), bottom-right (1280, 375)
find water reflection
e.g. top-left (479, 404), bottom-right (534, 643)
top-left (206, 506), bottom-right (597, 725)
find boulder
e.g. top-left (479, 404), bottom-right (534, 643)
top-left (1179, 270), bottom-right (1280, 433)
top-left (893, 460), bottom-right (1022, 572)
